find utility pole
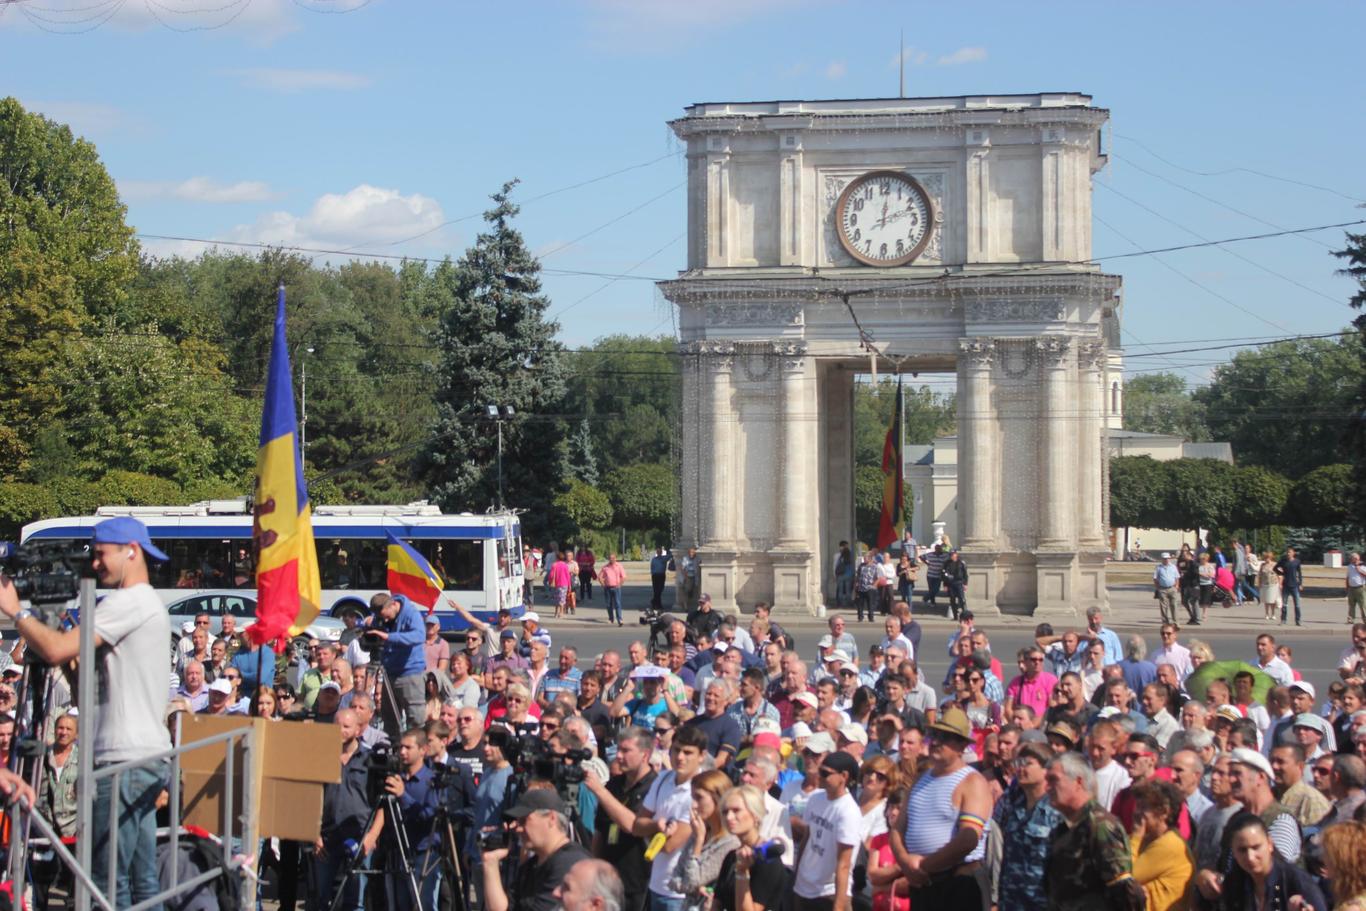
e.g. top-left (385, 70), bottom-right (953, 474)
top-left (899, 30), bottom-right (905, 97)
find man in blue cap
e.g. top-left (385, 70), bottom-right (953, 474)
top-left (0, 515), bottom-right (171, 909)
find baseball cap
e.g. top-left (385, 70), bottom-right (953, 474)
top-left (803, 732), bottom-right (837, 754)
top-left (91, 516), bottom-right (168, 562)
top-left (790, 722), bottom-right (813, 739)
top-left (181, 620), bottom-right (196, 635)
top-left (1230, 747), bottom-right (1274, 780)
top-left (521, 612), bottom-right (540, 624)
top-left (425, 616), bottom-right (440, 626)
top-left (1289, 681), bottom-right (1316, 699)
top-left (1161, 552), bottom-right (1172, 559)
top-left (752, 718), bottom-right (782, 737)
top-left (827, 649), bottom-right (851, 664)
top-left (817, 635), bottom-right (835, 649)
top-left (792, 692), bottom-right (818, 709)
top-left (208, 678), bottom-right (233, 695)
top-left (500, 629), bottom-right (518, 640)
top-left (927, 707), bottom-right (972, 741)
top-left (319, 681), bottom-right (341, 693)
top-left (837, 722), bottom-right (869, 746)
top-left (1214, 704), bottom-right (1245, 724)
top-left (753, 732), bottom-right (782, 751)
top-left (1, 667), bottom-right (21, 679)
top-left (503, 789), bottom-right (567, 819)
top-left (821, 751), bottom-right (860, 778)
top-left (699, 593), bottom-right (712, 603)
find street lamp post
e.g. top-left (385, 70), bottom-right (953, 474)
top-left (485, 404), bottom-right (516, 508)
top-left (301, 346), bottom-right (315, 461)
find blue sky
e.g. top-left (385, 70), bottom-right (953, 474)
top-left (4, 0), bottom-right (1362, 392)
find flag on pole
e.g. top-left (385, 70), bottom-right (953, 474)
top-left (386, 531), bottom-right (445, 611)
top-left (876, 378), bottom-right (905, 550)
top-left (247, 285), bottom-right (322, 652)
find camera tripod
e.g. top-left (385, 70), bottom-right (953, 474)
top-left (328, 791), bottom-right (421, 911)
top-left (422, 803), bottom-right (469, 911)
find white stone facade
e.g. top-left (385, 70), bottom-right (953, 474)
top-left (660, 95), bottom-right (1122, 617)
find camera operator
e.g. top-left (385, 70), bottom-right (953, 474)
top-left (481, 789), bottom-right (591, 911)
top-left (0, 516), bottom-right (170, 907)
top-left (311, 708), bottom-right (372, 911)
top-left (365, 593), bottom-right (428, 730)
top-left (371, 727), bottom-right (441, 911)
top-left (584, 727), bottom-right (658, 911)
top-left (469, 726), bottom-right (514, 908)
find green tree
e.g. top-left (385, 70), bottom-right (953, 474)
top-left (1194, 333), bottom-right (1361, 478)
top-left (1163, 458), bottom-right (1238, 535)
top-left (421, 182), bottom-right (568, 541)
top-left (1333, 231), bottom-right (1366, 515)
top-left (0, 97), bottom-right (140, 476)
top-left (554, 480), bottom-right (612, 536)
top-left (562, 335), bottom-right (677, 473)
top-left (602, 462), bottom-right (677, 532)
top-left (1121, 373), bottom-right (1210, 440)
top-left (854, 379), bottom-right (956, 465)
top-left (567, 419), bottom-right (600, 486)
top-left (1286, 463), bottom-right (1355, 528)
top-left (1227, 465), bottom-right (1292, 531)
top-left (1108, 456), bottom-right (1171, 547)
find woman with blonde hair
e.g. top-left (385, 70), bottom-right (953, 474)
top-left (670, 769), bottom-right (739, 911)
top-left (1258, 550), bottom-right (1282, 622)
top-left (714, 785), bottom-right (787, 911)
top-left (1187, 639), bottom-right (1215, 671)
top-left (1322, 820), bottom-right (1366, 910)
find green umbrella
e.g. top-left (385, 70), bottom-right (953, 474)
top-left (1185, 660), bottom-right (1275, 705)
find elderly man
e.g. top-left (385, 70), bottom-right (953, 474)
top-left (1117, 636), bottom-right (1158, 697)
top-left (683, 680), bottom-right (742, 767)
top-left (1169, 748), bottom-right (1213, 825)
top-left (1151, 623), bottom-right (1194, 681)
top-left (1153, 553), bottom-right (1180, 624)
top-left (768, 659), bottom-right (813, 729)
top-left (880, 616), bottom-right (914, 661)
top-left (518, 610), bottom-right (553, 659)
top-left (1043, 751), bottom-right (1140, 910)
top-left (177, 660), bottom-right (211, 712)
top-left (553, 859), bottom-right (625, 911)
top-left (740, 748), bottom-right (796, 867)
top-left (537, 646), bottom-right (582, 707)
top-left (1140, 683), bottom-right (1180, 750)
top-left (889, 708), bottom-right (993, 907)
top-left (1270, 742), bottom-right (1331, 826)
top-left (1228, 748), bottom-right (1301, 861)
top-left (1319, 753), bottom-right (1366, 825)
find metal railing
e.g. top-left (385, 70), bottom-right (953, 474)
top-left (7, 578), bottom-right (259, 911)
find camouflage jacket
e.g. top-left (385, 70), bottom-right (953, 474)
top-left (1045, 800), bottom-right (1134, 911)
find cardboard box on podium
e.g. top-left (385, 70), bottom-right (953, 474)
top-left (179, 714), bottom-right (341, 842)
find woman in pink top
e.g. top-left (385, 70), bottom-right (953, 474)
top-left (548, 554), bottom-right (575, 619)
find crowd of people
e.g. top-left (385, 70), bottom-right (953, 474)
top-left (3, 517), bottom-right (1366, 911)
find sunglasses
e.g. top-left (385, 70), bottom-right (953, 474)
top-left (863, 770), bottom-right (888, 780)
top-left (1123, 751), bottom-right (1155, 761)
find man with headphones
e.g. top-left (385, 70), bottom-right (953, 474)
top-left (0, 516), bottom-right (172, 909)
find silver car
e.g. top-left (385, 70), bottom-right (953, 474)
top-left (166, 590), bottom-right (345, 657)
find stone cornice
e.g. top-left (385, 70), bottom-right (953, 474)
top-left (670, 104), bottom-right (1108, 140)
top-left (659, 271), bottom-right (1122, 305)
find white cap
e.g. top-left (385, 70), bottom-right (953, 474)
top-left (827, 649), bottom-right (851, 664)
top-left (1161, 553), bottom-right (1172, 559)
top-left (1290, 681), bottom-right (1316, 699)
top-left (790, 722), bottom-right (813, 739)
top-left (804, 732), bottom-right (837, 754)
top-left (521, 612), bottom-right (540, 624)
top-left (181, 620), bottom-right (196, 635)
top-left (752, 718), bottom-right (782, 737)
top-left (319, 681), bottom-right (341, 693)
top-left (208, 678), bottom-right (233, 695)
top-left (838, 723), bottom-right (869, 746)
top-left (630, 664), bottom-right (668, 680)
top-left (817, 635), bottom-right (835, 649)
top-left (1230, 747), bottom-right (1274, 780)
top-left (792, 691), bottom-right (818, 709)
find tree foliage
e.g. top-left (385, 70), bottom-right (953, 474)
top-left (554, 480), bottom-right (612, 536)
top-left (1121, 373), bottom-right (1210, 440)
top-left (854, 379), bottom-right (956, 466)
top-left (1286, 463), bottom-right (1355, 528)
top-left (562, 335), bottom-right (678, 473)
top-left (1227, 465), bottom-right (1292, 531)
top-left (602, 462), bottom-right (677, 533)
top-left (1333, 230), bottom-right (1366, 515)
top-left (421, 182), bottom-right (567, 541)
top-left (1108, 456), bottom-right (1171, 530)
top-left (1162, 458), bottom-right (1238, 533)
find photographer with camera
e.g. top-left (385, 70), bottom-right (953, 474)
top-left (365, 593), bottom-right (428, 731)
top-left (0, 516), bottom-right (171, 908)
top-left (371, 727), bottom-right (442, 911)
top-left (469, 726), bottom-right (514, 907)
top-left (481, 789), bottom-right (591, 911)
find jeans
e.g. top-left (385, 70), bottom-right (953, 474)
top-left (605, 586), bottom-right (623, 623)
top-left (947, 580), bottom-right (966, 616)
top-left (926, 575), bottom-right (943, 605)
top-left (836, 577), bottom-right (852, 607)
top-left (898, 579), bottom-right (913, 603)
top-left (649, 891), bottom-right (687, 911)
top-left (92, 761), bottom-right (166, 911)
top-left (1239, 575), bottom-right (1260, 602)
top-left (309, 842), bottom-right (364, 911)
top-left (855, 589), bottom-right (876, 620)
top-left (579, 569), bottom-right (594, 600)
top-left (1282, 586), bottom-right (1303, 624)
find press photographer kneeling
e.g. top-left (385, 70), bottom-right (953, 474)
top-left (480, 789), bottom-right (591, 911)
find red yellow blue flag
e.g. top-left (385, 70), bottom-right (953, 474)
top-left (247, 285), bottom-right (322, 652)
top-left (876, 378), bottom-right (905, 550)
top-left (386, 531), bottom-right (445, 610)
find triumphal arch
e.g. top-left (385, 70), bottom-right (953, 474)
top-left (660, 94), bottom-right (1122, 617)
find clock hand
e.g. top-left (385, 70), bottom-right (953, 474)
top-left (879, 201), bottom-right (889, 228)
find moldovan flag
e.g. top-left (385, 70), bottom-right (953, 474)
top-left (247, 285), bottom-right (322, 652)
top-left (876, 378), bottom-right (905, 550)
top-left (386, 531), bottom-right (444, 611)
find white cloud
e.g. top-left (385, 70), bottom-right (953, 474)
top-left (888, 48), bottom-right (928, 69)
top-left (233, 184), bottom-right (447, 250)
top-left (825, 60), bottom-right (847, 80)
top-left (225, 67), bottom-right (373, 92)
top-left (120, 177), bottom-right (278, 204)
top-left (936, 46), bottom-right (988, 66)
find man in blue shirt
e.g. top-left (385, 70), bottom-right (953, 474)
top-left (649, 548), bottom-right (671, 611)
top-left (1084, 606), bottom-right (1124, 666)
top-left (538, 646), bottom-right (583, 707)
top-left (368, 594), bottom-right (427, 730)
top-left (1153, 554), bottom-right (1180, 626)
top-left (372, 726), bottom-right (440, 911)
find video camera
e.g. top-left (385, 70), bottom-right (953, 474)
top-left (0, 541), bottom-right (94, 608)
top-left (364, 744), bottom-right (405, 803)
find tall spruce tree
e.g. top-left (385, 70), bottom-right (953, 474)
top-left (567, 418), bottom-right (600, 486)
top-left (422, 181), bottom-right (567, 540)
top-left (1334, 230), bottom-right (1366, 517)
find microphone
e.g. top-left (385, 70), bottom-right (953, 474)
top-left (754, 839), bottom-right (786, 863)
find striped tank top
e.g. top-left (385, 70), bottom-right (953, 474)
top-left (902, 765), bottom-right (988, 862)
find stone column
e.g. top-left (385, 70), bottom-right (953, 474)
top-left (1036, 337), bottom-right (1073, 550)
top-left (1076, 340), bottom-right (1107, 549)
top-left (957, 339), bottom-right (998, 548)
top-left (776, 342), bottom-right (809, 548)
top-left (703, 343), bottom-right (736, 547)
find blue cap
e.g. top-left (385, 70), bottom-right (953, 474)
top-left (91, 517), bottom-right (169, 562)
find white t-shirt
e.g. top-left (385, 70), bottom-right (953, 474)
top-left (794, 789), bottom-right (862, 899)
top-left (642, 770), bottom-right (695, 898)
top-left (93, 584), bottom-right (172, 763)
top-left (1257, 657), bottom-right (1295, 688)
top-left (1093, 760), bottom-right (1131, 812)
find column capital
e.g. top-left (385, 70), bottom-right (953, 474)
top-left (1035, 336), bottom-right (1072, 369)
top-left (681, 339), bottom-right (737, 370)
top-left (958, 337), bottom-right (996, 369)
top-left (773, 340), bottom-right (809, 371)
top-left (1076, 339), bottom-right (1106, 372)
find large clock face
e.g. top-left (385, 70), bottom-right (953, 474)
top-left (835, 170), bottom-right (934, 267)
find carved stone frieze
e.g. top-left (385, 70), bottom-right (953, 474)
top-left (1076, 339), bottom-right (1107, 372)
top-left (773, 340), bottom-right (809, 371)
top-left (965, 299), bottom-right (1066, 323)
top-left (681, 340), bottom-right (737, 370)
top-left (1035, 336), bottom-right (1072, 368)
top-left (708, 302), bottom-right (804, 327)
